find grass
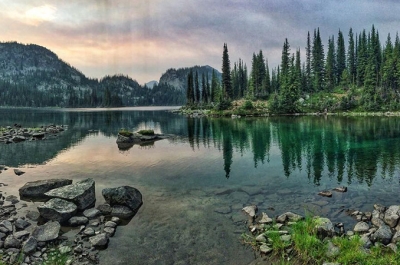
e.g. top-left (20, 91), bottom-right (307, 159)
top-left (119, 128), bottom-right (133, 137)
top-left (137, 129), bottom-right (154, 135)
top-left (243, 215), bottom-right (400, 265)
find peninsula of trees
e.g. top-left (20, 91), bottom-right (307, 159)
top-left (186, 25), bottom-right (400, 113)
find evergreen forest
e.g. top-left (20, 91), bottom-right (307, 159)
top-left (186, 25), bottom-right (400, 113)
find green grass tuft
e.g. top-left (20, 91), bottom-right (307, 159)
top-left (119, 128), bottom-right (133, 137)
top-left (137, 129), bottom-right (155, 135)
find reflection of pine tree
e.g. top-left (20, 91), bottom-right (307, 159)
top-left (222, 132), bottom-right (233, 179)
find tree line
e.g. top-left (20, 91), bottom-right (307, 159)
top-left (187, 25), bottom-right (400, 112)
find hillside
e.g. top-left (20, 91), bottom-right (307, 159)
top-left (159, 65), bottom-right (221, 91)
top-left (0, 42), bottom-right (218, 107)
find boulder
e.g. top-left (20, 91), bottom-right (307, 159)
top-left (116, 134), bottom-right (133, 144)
top-left (102, 186), bottom-right (143, 212)
top-left (14, 218), bottom-right (31, 230)
top-left (371, 224), bottom-right (393, 245)
top-left (97, 204), bottom-right (112, 215)
top-left (314, 217), bottom-right (335, 238)
top-left (103, 227), bottom-right (115, 237)
top-left (19, 179), bottom-right (72, 199)
top-left (12, 136), bottom-right (26, 142)
top-left (37, 198), bottom-right (77, 223)
top-left (354, 221), bottom-right (370, 233)
top-left (384, 205), bottom-right (400, 228)
top-left (32, 221), bottom-right (60, 242)
top-left (45, 178), bottom-right (95, 210)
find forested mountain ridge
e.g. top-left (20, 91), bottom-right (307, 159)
top-left (159, 65), bottom-right (221, 91)
top-left (0, 42), bottom-right (218, 107)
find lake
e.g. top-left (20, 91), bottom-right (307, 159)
top-left (1, 107), bottom-right (400, 264)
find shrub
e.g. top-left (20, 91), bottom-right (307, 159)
top-left (137, 129), bottom-right (154, 135)
top-left (242, 100), bottom-right (254, 110)
top-left (119, 129), bottom-right (133, 137)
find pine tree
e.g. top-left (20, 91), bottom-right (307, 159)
top-left (305, 31), bottom-right (312, 91)
top-left (325, 36), bottom-right (336, 91)
top-left (348, 28), bottom-right (356, 84)
top-left (186, 70), bottom-right (194, 104)
top-left (195, 71), bottom-right (200, 103)
top-left (201, 72), bottom-right (208, 103)
top-left (280, 38), bottom-right (291, 85)
top-left (336, 29), bottom-right (346, 85)
top-left (382, 33), bottom-right (394, 91)
top-left (210, 69), bottom-right (219, 102)
top-left (312, 28), bottom-right (325, 91)
top-left (222, 43), bottom-right (232, 100)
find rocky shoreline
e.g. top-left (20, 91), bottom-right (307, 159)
top-left (0, 124), bottom-right (67, 144)
top-left (242, 202), bottom-right (400, 264)
top-left (0, 174), bottom-right (143, 265)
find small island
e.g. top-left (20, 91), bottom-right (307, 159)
top-left (116, 129), bottom-right (173, 150)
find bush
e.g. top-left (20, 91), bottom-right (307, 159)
top-left (137, 129), bottom-right (154, 135)
top-left (119, 129), bottom-right (133, 137)
top-left (241, 100), bottom-right (254, 110)
top-left (214, 100), bottom-right (232, 111)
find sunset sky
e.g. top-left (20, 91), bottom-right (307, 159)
top-left (1, 0), bottom-right (400, 84)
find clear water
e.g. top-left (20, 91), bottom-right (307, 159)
top-left (1, 108), bottom-right (400, 264)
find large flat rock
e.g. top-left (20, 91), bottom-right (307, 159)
top-left (32, 221), bottom-right (60, 242)
top-left (45, 178), bottom-right (95, 210)
top-left (19, 179), bottom-right (72, 199)
top-left (37, 198), bottom-right (77, 223)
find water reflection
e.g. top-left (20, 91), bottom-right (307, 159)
top-left (186, 116), bottom-right (400, 186)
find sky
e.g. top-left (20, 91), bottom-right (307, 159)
top-left (1, 0), bottom-right (400, 85)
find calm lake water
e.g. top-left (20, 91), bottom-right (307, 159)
top-left (1, 107), bottom-right (400, 264)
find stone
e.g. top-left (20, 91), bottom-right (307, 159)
top-left (384, 205), bottom-right (400, 228)
top-left (354, 221), bottom-right (370, 233)
top-left (284, 212), bottom-right (303, 222)
top-left (19, 179), bottom-right (72, 199)
top-left (104, 221), bottom-right (117, 228)
top-left (258, 212), bottom-right (273, 224)
top-left (318, 191), bottom-right (332, 197)
top-left (103, 227), bottom-right (115, 237)
top-left (14, 230), bottom-right (30, 239)
top-left (83, 208), bottom-right (101, 219)
top-left (83, 228), bottom-right (95, 236)
top-left (4, 235), bottom-right (20, 248)
top-left (22, 236), bottom-right (37, 254)
top-left (280, 235), bottom-right (291, 242)
top-left (45, 178), bottom-right (95, 210)
top-left (14, 169), bottom-right (25, 176)
top-left (59, 246), bottom-right (72, 254)
top-left (259, 244), bottom-right (272, 254)
top-left (37, 198), bottom-right (77, 223)
top-left (68, 216), bottom-right (88, 226)
top-left (111, 216), bottom-right (120, 224)
top-left (102, 186), bottom-right (143, 212)
top-left (255, 234), bottom-right (267, 243)
top-left (333, 186), bottom-right (347, 192)
top-left (111, 205), bottom-right (135, 218)
top-left (391, 231), bottom-right (400, 244)
top-left (326, 241), bottom-right (340, 257)
top-left (360, 235), bottom-right (372, 248)
top-left (15, 218), bottom-right (31, 230)
top-left (0, 220), bottom-right (13, 232)
top-left (242, 205), bottom-right (257, 217)
top-left (374, 204), bottom-right (387, 213)
top-left (314, 217), bottom-right (335, 238)
top-left (5, 195), bottom-right (19, 204)
top-left (32, 221), bottom-right (60, 242)
top-left (26, 211), bottom-right (40, 221)
top-left (372, 210), bottom-right (385, 227)
top-left (12, 136), bottom-right (26, 142)
top-left (97, 204), bottom-right (112, 215)
top-left (371, 224), bottom-right (393, 245)
top-left (387, 243), bottom-right (398, 253)
top-left (89, 234), bottom-right (108, 247)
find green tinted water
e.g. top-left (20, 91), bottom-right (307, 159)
top-left (0, 108), bottom-right (400, 264)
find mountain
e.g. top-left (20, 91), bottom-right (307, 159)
top-left (145, 80), bottom-right (158, 89)
top-left (0, 42), bottom-right (188, 107)
top-left (159, 65), bottom-right (221, 91)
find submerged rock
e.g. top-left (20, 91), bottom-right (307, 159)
top-left (19, 179), bottom-right (72, 199)
top-left (45, 178), bottom-right (95, 210)
top-left (318, 190), bottom-right (332, 197)
top-left (242, 205), bottom-right (257, 218)
top-left (14, 169), bottom-right (25, 176)
top-left (111, 205), bottom-right (135, 218)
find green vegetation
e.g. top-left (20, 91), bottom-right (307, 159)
top-left (40, 247), bottom-right (72, 265)
top-left (242, 216), bottom-right (400, 265)
top-left (137, 129), bottom-right (154, 135)
top-left (119, 128), bottom-right (133, 137)
top-left (186, 24), bottom-right (400, 114)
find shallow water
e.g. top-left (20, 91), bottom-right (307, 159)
top-left (1, 108), bottom-right (400, 264)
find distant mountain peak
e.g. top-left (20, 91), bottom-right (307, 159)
top-left (145, 80), bottom-right (158, 89)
